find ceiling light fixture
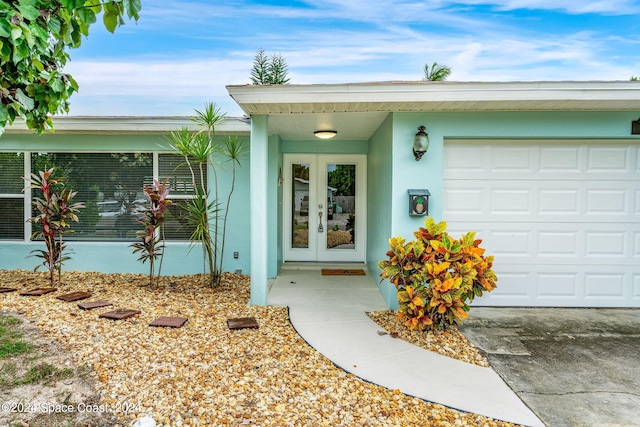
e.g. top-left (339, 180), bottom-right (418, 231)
top-left (314, 130), bottom-right (337, 139)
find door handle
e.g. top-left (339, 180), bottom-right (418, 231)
top-left (318, 210), bottom-right (323, 232)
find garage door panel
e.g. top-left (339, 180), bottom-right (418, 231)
top-left (540, 146), bottom-right (580, 172)
top-left (491, 189), bottom-right (530, 214)
top-left (537, 273), bottom-right (579, 298)
top-left (586, 189), bottom-right (628, 215)
top-left (445, 141), bottom-right (637, 180)
top-left (473, 266), bottom-right (639, 307)
top-left (445, 181), bottom-right (638, 222)
top-left (444, 188), bottom-right (485, 214)
top-left (538, 231), bottom-right (579, 256)
top-left (585, 231), bottom-right (626, 257)
top-left (584, 273), bottom-right (626, 299)
top-left (479, 272), bottom-right (531, 299)
top-left (489, 230), bottom-right (531, 256)
top-left (490, 146), bottom-right (535, 172)
top-left (587, 146), bottom-right (630, 172)
top-left (444, 144), bottom-right (487, 173)
top-left (445, 140), bottom-right (639, 307)
top-left (447, 222), bottom-right (636, 262)
top-left (539, 189), bottom-right (579, 214)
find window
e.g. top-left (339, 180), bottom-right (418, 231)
top-left (0, 153), bottom-right (25, 240)
top-left (158, 153), bottom-right (206, 240)
top-left (0, 151), bottom-right (203, 242)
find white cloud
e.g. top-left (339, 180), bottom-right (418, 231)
top-left (61, 0), bottom-right (640, 116)
top-left (450, 0), bottom-right (640, 15)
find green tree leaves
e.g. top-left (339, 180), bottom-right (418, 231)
top-left (423, 61), bottom-right (451, 81)
top-left (250, 48), bottom-right (291, 85)
top-left (0, 0), bottom-right (141, 135)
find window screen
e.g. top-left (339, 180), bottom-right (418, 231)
top-left (31, 152), bottom-right (153, 241)
top-left (0, 153), bottom-right (25, 240)
top-left (158, 154), bottom-right (203, 240)
top-left (4, 152), bottom-right (203, 242)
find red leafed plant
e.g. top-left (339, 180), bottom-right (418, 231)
top-left (24, 168), bottom-right (84, 285)
top-left (131, 179), bottom-right (172, 286)
top-left (378, 218), bottom-right (498, 331)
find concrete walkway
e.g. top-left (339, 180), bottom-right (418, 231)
top-left (268, 265), bottom-right (544, 427)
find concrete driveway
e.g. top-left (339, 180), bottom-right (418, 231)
top-left (460, 308), bottom-right (640, 427)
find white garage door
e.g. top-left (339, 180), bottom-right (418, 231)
top-left (443, 140), bottom-right (640, 307)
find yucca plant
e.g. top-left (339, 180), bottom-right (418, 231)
top-left (131, 179), bottom-right (172, 286)
top-left (24, 168), bottom-right (84, 285)
top-left (166, 103), bottom-right (247, 286)
top-left (379, 218), bottom-right (498, 331)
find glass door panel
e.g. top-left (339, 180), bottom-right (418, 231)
top-left (291, 163), bottom-right (310, 249)
top-left (325, 164), bottom-right (356, 250)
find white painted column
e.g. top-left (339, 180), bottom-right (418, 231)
top-left (250, 115), bottom-right (269, 305)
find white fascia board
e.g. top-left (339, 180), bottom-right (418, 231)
top-left (226, 81), bottom-right (640, 113)
top-left (4, 116), bottom-right (251, 135)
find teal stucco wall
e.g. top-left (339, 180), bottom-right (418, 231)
top-left (373, 110), bottom-right (640, 308)
top-left (365, 113), bottom-right (396, 308)
top-left (0, 132), bottom-right (251, 277)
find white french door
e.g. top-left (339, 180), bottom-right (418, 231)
top-left (283, 154), bottom-right (366, 262)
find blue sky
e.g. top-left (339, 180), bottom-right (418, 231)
top-left (64, 0), bottom-right (640, 117)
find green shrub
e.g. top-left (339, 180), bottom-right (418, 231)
top-left (378, 218), bottom-right (498, 331)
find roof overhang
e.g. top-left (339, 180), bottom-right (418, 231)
top-left (227, 81), bottom-right (640, 115)
top-left (226, 81), bottom-right (640, 140)
top-left (4, 116), bottom-right (252, 135)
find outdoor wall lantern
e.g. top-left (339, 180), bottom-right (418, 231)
top-left (314, 130), bottom-right (337, 139)
top-left (413, 125), bottom-right (430, 160)
top-left (408, 189), bottom-right (431, 216)
top-left (632, 118), bottom-right (640, 135)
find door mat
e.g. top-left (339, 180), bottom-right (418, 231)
top-left (0, 288), bottom-right (17, 293)
top-left (321, 269), bottom-right (366, 276)
top-left (57, 291), bottom-right (92, 302)
top-left (78, 301), bottom-right (112, 310)
top-left (227, 317), bottom-right (259, 330)
top-left (99, 309), bottom-right (141, 320)
top-left (149, 316), bottom-right (188, 328)
top-left (20, 288), bottom-right (57, 296)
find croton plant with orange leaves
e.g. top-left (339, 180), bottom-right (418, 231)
top-left (378, 218), bottom-right (498, 331)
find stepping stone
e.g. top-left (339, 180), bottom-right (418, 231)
top-left (149, 316), bottom-right (188, 328)
top-left (57, 291), bottom-right (92, 302)
top-left (20, 287), bottom-right (57, 296)
top-left (99, 309), bottom-right (141, 320)
top-left (227, 317), bottom-right (259, 330)
top-left (78, 301), bottom-right (112, 310)
top-left (0, 288), bottom-right (17, 293)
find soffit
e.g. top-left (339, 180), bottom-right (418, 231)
top-left (227, 81), bottom-right (640, 141)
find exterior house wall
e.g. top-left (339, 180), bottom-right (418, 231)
top-left (372, 110), bottom-right (640, 308)
top-left (0, 132), bottom-right (251, 277)
top-left (2, 105), bottom-right (638, 308)
top-left (250, 115), bottom-right (269, 305)
top-left (389, 110), bottom-right (640, 237)
top-left (268, 133), bottom-right (282, 278)
top-left (365, 113), bottom-right (396, 307)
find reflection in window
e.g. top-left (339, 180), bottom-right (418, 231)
top-left (326, 164), bottom-right (356, 250)
top-left (22, 152), bottom-right (198, 241)
top-left (292, 163), bottom-right (309, 249)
